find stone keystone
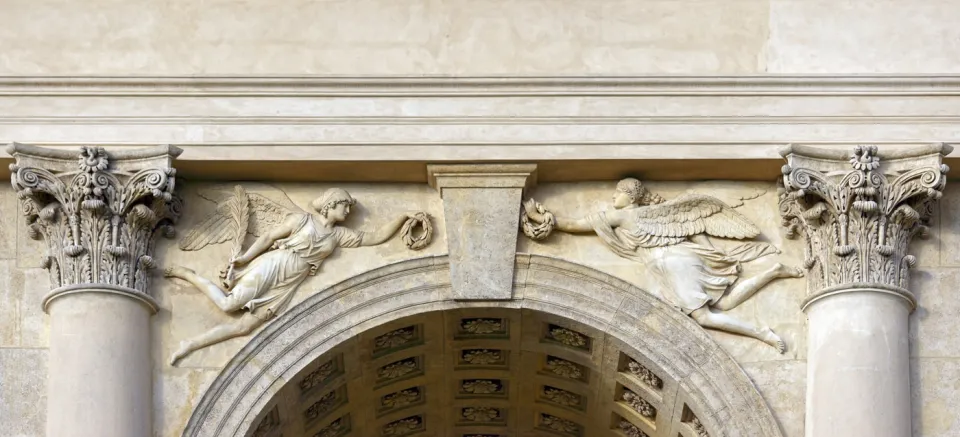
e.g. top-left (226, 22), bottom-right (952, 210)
top-left (427, 163), bottom-right (537, 300)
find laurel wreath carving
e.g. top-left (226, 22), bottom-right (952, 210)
top-left (520, 199), bottom-right (555, 241)
top-left (400, 212), bottom-right (433, 250)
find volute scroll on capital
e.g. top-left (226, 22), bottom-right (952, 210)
top-left (7, 142), bottom-right (182, 309)
top-left (778, 144), bottom-right (951, 310)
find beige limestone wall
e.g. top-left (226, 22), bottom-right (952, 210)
top-left (912, 192), bottom-right (960, 437)
top-left (0, 183), bottom-right (48, 437)
top-left (1, 0), bottom-right (959, 75)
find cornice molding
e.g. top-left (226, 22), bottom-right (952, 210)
top-left (2, 141), bottom-right (954, 161)
top-left (3, 115), bottom-right (960, 126)
top-left (3, 75), bottom-right (960, 96)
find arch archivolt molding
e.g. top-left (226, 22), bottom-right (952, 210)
top-left (184, 254), bottom-right (782, 437)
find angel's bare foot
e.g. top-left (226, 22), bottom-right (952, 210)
top-left (169, 340), bottom-right (195, 366)
top-left (773, 263), bottom-right (804, 279)
top-left (164, 266), bottom-right (194, 279)
top-left (761, 327), bottom-right (786, 354)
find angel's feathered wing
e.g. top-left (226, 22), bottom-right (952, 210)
top-left (626, 193), bottom-right (761, 248)
top-left (178, 183), bottom-right (306, 251)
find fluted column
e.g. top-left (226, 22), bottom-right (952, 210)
top-left (779, 144), bottom-right (950, 437)
top-left (8, 143), bottom-right (181, 437)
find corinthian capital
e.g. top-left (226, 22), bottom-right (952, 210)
top-left (779, 144), bottom-right (950, 306)
top-left (8, 143), bottom-right (181, 298)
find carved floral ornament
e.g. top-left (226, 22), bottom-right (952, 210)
top-left (778, 144), bottom-right (950, 307)
top-left (8, 144), bottom-right (181, 299)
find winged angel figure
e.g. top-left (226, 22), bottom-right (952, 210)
top-left (522, 178), bottom-right (802, 352)
top-left (164, 184), bottom-right (430, 365)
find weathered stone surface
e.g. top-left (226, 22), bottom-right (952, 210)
top-left (0, 260), bottom-right (24, 347)
top-left (153, 368), bottom-right (220, 437)
top-left (428, 164), bottom-right (535, 300)
top-left (742, 360), bottom-right (806, 437)
top-left (0, 185), bottom-right (16, 260)
top-left (911, 358), bottom-right (960, 437)
top-left (0, 348), bottom-right (47, 437)
top-left (768, 0), bottom-right (960, 73)
top-left (18, 268), bottom-right (49, 348)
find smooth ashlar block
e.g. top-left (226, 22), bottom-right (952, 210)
top-left (428, 164), bottom-right (536, 300)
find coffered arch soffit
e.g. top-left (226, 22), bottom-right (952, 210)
top-left (183, 254), bottom-right (783, 437)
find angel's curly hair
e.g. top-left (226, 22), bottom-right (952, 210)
top-left (310, 188), bottom-right (356, 218)
top-left (616, 178), bottom-right (665, 205)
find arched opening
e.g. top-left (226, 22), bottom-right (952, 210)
top-left (184, 255), bottom-right (782, 437)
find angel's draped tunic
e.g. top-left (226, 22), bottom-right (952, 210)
top-left (229, 213), bottom-right (363, 320)
top-left (587, 212), bottom-right (773, 314)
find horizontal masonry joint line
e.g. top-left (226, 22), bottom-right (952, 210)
top-left (2, 115), bottom-right (960, 126)
top-left (3, 75), bottom-right (960, 96)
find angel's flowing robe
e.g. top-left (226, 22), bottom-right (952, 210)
top-left (587, 212), bottom-right (776, 314)
top-left (229, 213), bottom-right (363, 320)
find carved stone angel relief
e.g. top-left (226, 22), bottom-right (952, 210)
top-left (522, 178), bottom-right (802, 352)
top-left (165, 184), bottom-right (432, 365)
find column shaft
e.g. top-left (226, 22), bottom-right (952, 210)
top-left (47, 292), bottom-right (154, 437)
top-left (779, 144), bottom-right (950, 437)
top-left (805, 291), bottom-right (911, 436)
top-left (8, 143), bottom-right (181, 437)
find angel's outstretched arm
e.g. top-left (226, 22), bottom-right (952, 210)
top-left (234, 215), bottom-right (297, 264)
top-left (523, 199), bottom-right (622, 233)
top-left (553, 215), bottom-right (595, 233)
top-left (359, 213), bottom-right (412, 246)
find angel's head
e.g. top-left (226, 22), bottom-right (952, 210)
top-left (311, 188), bottom-right (356, 222)
top-left (614, 178), bottom-right (664, 208)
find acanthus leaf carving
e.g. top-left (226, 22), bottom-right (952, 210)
top-left (9, 145), bottom-right (180, 295)
top-left (544, 356), bottom-right (584, 380)
top-left (542, 386), bottom-right (582, 408)
top-left (460, 379), bottom-right (503, 395)
top-left (382, 416), bottom-right (424, 436)
top-left (460, 318), bottom-right (504, 335)
top-left (461, 348), bottom-right (503, 365)
top-left (313, 416), bottom-right (347, 437)
top-left (377, 357), bottom-right (420, 381)
top-left (690, 417), bottom-right (710, 437)
top-left (625, 359), bottom-right (663, 390)
top-left (460, 407), bottom-right (502, 423)
top-left (300, 359), bottom-right (338, 393)
top-left (374, 326), bottom-right (418, 351)
top-left (779, 145), bottom-right (949, 299)
top-left (380, 387), bottom-right (421, 409)
top-left (622, 389), bottom-right (656, 419)
top-left (548, 326), bottom-right (589, 349)
top-left (539, 414), bottom-right (580, 435)
top-left (618, 420), bottom-right (649, 437)
top-left (304, 389), bottom-right (341, 421)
